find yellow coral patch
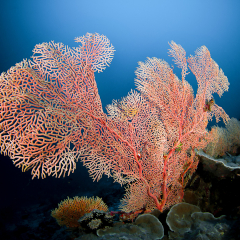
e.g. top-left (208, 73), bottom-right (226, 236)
top-left (51, 196), bottom-right (108, 228)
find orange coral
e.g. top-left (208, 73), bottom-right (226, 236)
top-left (0, 33), bottom-right (114, 179)
top-left (51, 196), bottom-right (108, 228)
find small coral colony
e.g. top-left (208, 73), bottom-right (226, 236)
top-left (0, 33), bottom-right (231, 235)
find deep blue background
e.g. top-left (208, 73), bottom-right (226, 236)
top-left (0, 0), bottom-right (240, 211)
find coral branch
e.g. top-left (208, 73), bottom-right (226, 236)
top-left (0, 37), bottom-right (229, 213)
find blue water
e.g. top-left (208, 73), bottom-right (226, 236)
top-left (1, 0), bottom-right (239, 120)
top-left (0, 0), bottom-right (240, 237)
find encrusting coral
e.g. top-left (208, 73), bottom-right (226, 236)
top-left (78, 209), bottom-right (114, 233)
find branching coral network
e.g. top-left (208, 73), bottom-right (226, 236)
top-left (0, 33), bottom-right (229, 212)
